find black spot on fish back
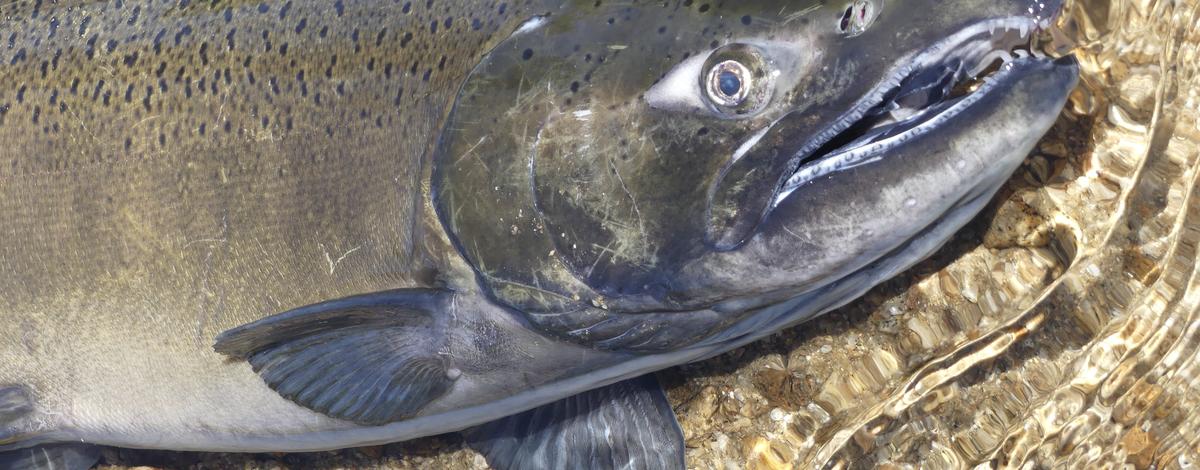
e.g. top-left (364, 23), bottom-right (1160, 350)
top-left (0, 0), bottom-right (546, 177)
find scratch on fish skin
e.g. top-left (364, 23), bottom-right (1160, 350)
top-left (193, 214), bottom-right (230, 343)
top-left (781, 225), bottom-right (807, 242)
top-left (454, 135), bottom-right (490, 168)
top-left (637, 125), bottom-right (663, 159)
top-left (587, 241), bottom-right (618, 279)
top-left (130, 114), bottom-right (161, 130)
top-left (447, 292), bottom-right (460, 329)
top-left (321, 244), bottom-right (362, 275)
top-left (530, 274), bottom-right (548, 306)
top-left (64, 104), bottom-right (99, 147)
top-left (484, 274), bottom-right (575, 303)
top-left (251, 237), bottom-right (286, 282)
top-left (515, 71), bottom-right (525, 109)
top-left (182, 237), bottom-right (228, 250)
top-left (608, 159), bottom-right (647, 254)
top-left (783, 5), bottom-right (821, 25)
top-left (217, 90), bottom-right (229, 123)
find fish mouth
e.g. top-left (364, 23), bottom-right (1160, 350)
top-left (774, 16), bottom-right (1062, 204)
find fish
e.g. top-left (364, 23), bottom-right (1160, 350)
top-left (0, 0), bottom-right (1079, 469)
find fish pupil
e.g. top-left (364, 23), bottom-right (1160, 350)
top-left (718, 71), bottom-right (741, 97)
top-left (706, 59), bottom-right (753, 108)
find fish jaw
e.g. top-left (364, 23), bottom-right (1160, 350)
top-left (677, 55), bottom-right (1080, 320)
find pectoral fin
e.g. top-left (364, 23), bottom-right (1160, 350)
top-left (214, 289), bottom-right (457, 425)
top-left (463, 375), bottom-right (684, 470)
top-left (0, 444), bottom-right (100, 470)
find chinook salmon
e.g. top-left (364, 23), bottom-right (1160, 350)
top-left (0, 1), bottom-right (1077, 468)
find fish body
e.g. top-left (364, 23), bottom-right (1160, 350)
top-left (0, 0), bottom-right (543, 453)
top-left (0, 1), bottom-right (1078, 468)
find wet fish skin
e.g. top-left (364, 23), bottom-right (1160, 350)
top-left (0, 0), bottom-right (1077, 468)
top-left (0, 0), bottom-right (553, 453)
top-left (434, 0), bottom-right (1074, 350)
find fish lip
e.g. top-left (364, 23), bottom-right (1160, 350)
top-left (769, 15), bottom-right (1062, 207)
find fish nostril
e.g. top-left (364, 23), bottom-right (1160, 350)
top-left (838, 0), bottom-right (877, 36)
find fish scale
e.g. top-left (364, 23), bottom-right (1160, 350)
top-left (0, 1), bottom-right (501, 176)
top-left (0, 0), bottom-right (548, 450)
top-left (0, 1), bottom-right (1079, 469)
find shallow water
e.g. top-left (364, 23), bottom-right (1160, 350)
top-left (102, 0), bottom-right (1200, 468)
top-left (683, 1), bottom-right (1200, 467)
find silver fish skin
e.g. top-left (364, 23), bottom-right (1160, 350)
top-left (0, 0), bottom-right (1077, 467)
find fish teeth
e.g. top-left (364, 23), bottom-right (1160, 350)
top-left (968, 49), bottom-right (1012, 77)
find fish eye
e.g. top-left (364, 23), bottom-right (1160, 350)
top-left (706, 60), bottom-right (751, 107)
top-left (699, 44), bottom-right (774, 116)
top-left (644, 43), bottom-right (777, 118)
